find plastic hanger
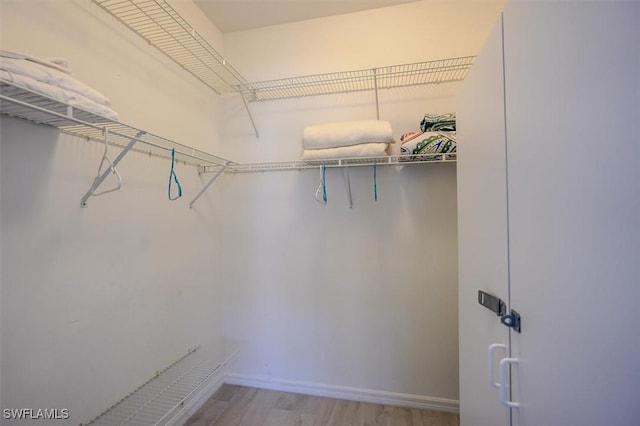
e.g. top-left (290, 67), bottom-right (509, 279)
top-left (89, 127), bottom-right (122, 197)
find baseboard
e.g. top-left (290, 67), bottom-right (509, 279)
top-left (224, 373), bottom-right (459, 414)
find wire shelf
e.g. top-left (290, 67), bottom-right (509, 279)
top-left (234, 57), bottom-right (475, 102)
top-left (201, 153), bottom-right (457, 174)
top-left (0, 80), bottom-right (231, 168)
top-left (90, 0), bottom-right (247, 94)
top-left (86, 344), bottom-right (229, 426)
top-left (0, 80), bottom-right (116, 127)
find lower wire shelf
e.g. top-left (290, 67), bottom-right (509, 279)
top-left (85, 343), bottom-right (238, 426)
top-left (1, 79), bottom-right (457, 207)
top-left (200, 153), bottom-right (457, 174)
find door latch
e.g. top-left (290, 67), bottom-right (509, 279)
top-left (478, 290), bottom-right (506, 316)
top-left (478, 290), bottom-right (521, 333)
top-left (501, 309), bottom-right (521, 333)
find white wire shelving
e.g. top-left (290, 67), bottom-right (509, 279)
top-left (0, 80), bottom-right (236, 207)
top-left (85, 343), bottom-right (236, 426)
top-left (0, 79), bottom-right (459, 175)
top-left (3, 1), bottom-right (466, 207)
top-left (201, 153), bottom-right (457, 174)
top-left (89, 0), bottom-right (473, 102)
top-left (234, 57), bottom-right (475, 102)
top-left (1, 79), bottom-right (457, 207)
top-left (90, 0), bottom-right (247, 95)
top-left (87, 0), bottom-right (472, 137)
top-left (0, 80), bottom-right (231, 168)
top-left (234, 57), bottom-right (473, 134)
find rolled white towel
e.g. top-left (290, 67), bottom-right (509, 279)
top-left (303, 119), bottom-right (394, 150)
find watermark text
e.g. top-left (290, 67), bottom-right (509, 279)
top-left (3, 408), bottom-right (70, 420)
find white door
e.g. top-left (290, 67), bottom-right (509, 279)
top-left (503, 3), bottom-right (640, 424)
top-left (457, 14), bottom-right (512, 426)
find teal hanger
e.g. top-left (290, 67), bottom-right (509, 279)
top-left (168, 148), bottom-right (183, 200)
top-left (315, 164), bottom-right (327, 204)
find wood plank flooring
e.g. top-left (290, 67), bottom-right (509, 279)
top-left (185, 384), bottom-right (459, 426)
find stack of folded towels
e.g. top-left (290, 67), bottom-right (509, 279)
top-left (301, 119), bottom-right (395, 160)
top-left (0, 49), bottom-right (118, 121)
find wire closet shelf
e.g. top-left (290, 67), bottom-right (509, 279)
top-left (234, 56), bottom-right (476, 102)
top-left (88, 0), bottom-right (471, 139)
top-left (0, 80), bottom-right (231, 169)
top-left (201, 153), bottom-right (457, 174)
top-left (1, 78), bottom-right (457, 179)
top-left (90, 1), bottom-right (473, 102)
top-left (90, 0), bottom-right (247, 94)
top-left (86, 345), bottom-right (227, 426)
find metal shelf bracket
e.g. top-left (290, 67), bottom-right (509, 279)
top-left (239, 93), bottom-right (259, 139)
top-left (189, 161), bottom-right (230, 209)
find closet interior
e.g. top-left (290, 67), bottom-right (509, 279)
top-left (0, 0), bottom-right (505, 425)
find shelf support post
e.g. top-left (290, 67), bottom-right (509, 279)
top-left (373, 68), bottom-right (380, 120)
top-left (80, 130), bottom-right (146, 208)
top-left (189, 161), bottom-right (229, 209)
top-left (239, 93), bottom-right (259, 138)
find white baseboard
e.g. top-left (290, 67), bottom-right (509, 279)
top-left (224, 373), bottom-right (459, 414)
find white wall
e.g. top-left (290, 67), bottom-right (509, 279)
top-left (0, 0), bottom-right (228, 424)
top-left (217, 0), bottom-right (504, 403)
top-left (219, 163), bottom-right (461, 401)
top-left (223, 0), bottom-right (506, 81)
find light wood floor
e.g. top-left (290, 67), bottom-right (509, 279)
top-left (185, 384), bottom-right (459, 426)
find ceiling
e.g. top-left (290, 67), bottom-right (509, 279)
top-left (193, 0), bottom-right (422, 33)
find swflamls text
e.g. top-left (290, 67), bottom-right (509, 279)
top-left (3, 408), bottom-right (70, 420)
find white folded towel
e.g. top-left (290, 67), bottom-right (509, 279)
top-left (0, 53), bottom-right (111, 106)
top-left (1, 71), bottom-right (119, 121)
top-left (303, 119), bottom-right (394, 150)
top-left (0, 49), bottom-right (72, 74)
top-left (301, 143), bottom-right (388, 160)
